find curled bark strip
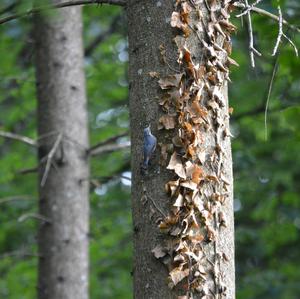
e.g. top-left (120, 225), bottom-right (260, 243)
top-left (152, 0), bottom-right (236, 296)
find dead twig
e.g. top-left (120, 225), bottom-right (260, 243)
top-left (88, 131), bottom-right (128, 154)
top-left (236, 0), bottom-right (263, 18)
top-left (0, 195), bottom-right (33, 205)
top-left (243, 0), bottom-right (261, 68)
top-left (85, 14), bottom-right (122, 56)
top-left (264, 58), bottom-right (279, 141)
top-left (142, 185), bottom-right (166, 218)
top-left (271, 5), bottom-right (298, 57)
top-left (0, 0), bottom-right (126, 25)
top-left (0, 250), bottom-right (40, 259)
top-left (0, 130), bottom-right (36, 146)
top-left (18, 213), bottom-right (51, 224)
top-left (40, 133), bottom-right (63, 186)
top-left (272, 5), bottom-right (283, 56)
top-left (89, 141), bottom-right (130, 156)
top-left (282, 32), bottom-right (298, 57)
top-left (0, 1), bottom-right (19, 16)
top-left (235, 2), bottom-right (300, 34)
top-left (17, 167), bottom-right (38, 175)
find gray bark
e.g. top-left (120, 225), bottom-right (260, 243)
top-left (128, 1), bottom-right (235, 298)
top-left (34, 3), bottom-right (89, 299)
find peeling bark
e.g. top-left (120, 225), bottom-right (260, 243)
top-left (128, 1), bottom-right (235, 298)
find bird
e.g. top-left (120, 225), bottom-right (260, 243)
top-left (141, 125), bottom-right (157, 173)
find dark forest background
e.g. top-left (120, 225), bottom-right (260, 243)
top-left (0, 0), bottom-right (300, 298)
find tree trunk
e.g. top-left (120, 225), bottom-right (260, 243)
top-left (34, 3), bottom-right (89, 299)
top-left (128, 1), bottom-right (235, 298)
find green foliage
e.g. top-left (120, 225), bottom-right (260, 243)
top-left (0, 2), bottom-right (130, 298)
top-left (230, 2), bottom-right (300, 298)
top-left (0, 0), bottom-right (300, 298)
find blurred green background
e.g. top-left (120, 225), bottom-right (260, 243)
top-left (0, 0), bottom-right (299, 298)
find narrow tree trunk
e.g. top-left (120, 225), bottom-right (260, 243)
top-left (128, 1), bottom-right (235, 298)
top-left (34, 3), bottom-right (89, 299)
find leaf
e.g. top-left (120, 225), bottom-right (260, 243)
top-left (174, 253), bottom-right (185, 263)
top-left (218, 211), bottom-right (227, 228)
top-left (187, 145), bottom-right (196, 157)
top-left (152, 245), bottom-right (167, 259)
top-left (167, 152), bottom-right (186, 179)
top-left (214, 23), bottom-right (226, 38)
top-left (192, 165), bottom-right (204, 184)
top-left (170, 12), bottom-right (185, 29)
top-left (174, 193), bottom-right (184, 207)
top-left (223, 39), bottom-right (232, 55)
top-left (207, 100), bottom-right (219, 111)
top-left (206, 226), bottom-right (215, 241)
top-left (175, 239), bottom-right (188, 252)
top-left (227, 56), bottom-right (239, 67)
top-left (185, 163), bottom-right (204, 184)
top-left (197, 150), bottom-right (206, 164)
top-left (165, 179), bottom-right (180, 196)
top-left (181, 2), bottom-right (192, 14)
top-left (158, 73), bottom-right (184, 89)
top-left (191, 233), bottom-right (204, 243)
top-left (183, 46), bottom-right (192, 64)
top-left (219, 19), bottom-right (237, 32)
top-left (169, 267), bottom-right (189, 287)
top-left (184, 121), bottom-right (193, 132)
top-left (181, 2), bottom-right (192, 19)
top-left (181, 180), bottom-right (198, 190)
top-left (206, 175), bottom-right (219, 182)
top-left (191, 101), bottom-right (208, 119)
top-left (159, 215), bottom-right (179, 230)
top-left (159, 115), bottom-right (176, 130)
top-left (172, 135), bottom-right (184, 148)
top-left (220, 174), bottom-right (230, 185)
top-left (149, 71), bottom-right (160, 78)
top-left (186, 250), bottom-right (203, 263)
top-left (170, 226), bottom-right (182, 236)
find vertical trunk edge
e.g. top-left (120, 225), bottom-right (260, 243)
top-left (128, 1), bottom-right (235, 298)
top-left (34, 4), bottom-right (89, 299)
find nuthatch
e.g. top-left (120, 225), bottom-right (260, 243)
top-left (141, 125), bottom-right (157, 172)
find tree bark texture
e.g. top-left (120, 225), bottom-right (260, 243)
top-left (34, 3), bottom-right (89, 299)
top-left (128, 1), bottom-right (235, 298)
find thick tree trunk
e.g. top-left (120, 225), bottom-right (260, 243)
top-left (128, 1), bottom-right (235, 298)
top-left (34, 3), bottom-right (89, 299)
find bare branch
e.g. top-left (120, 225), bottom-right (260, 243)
top-left (88, 174), bottom-right (131, 188)
top-left (0, 250), bottom-right (40, 259)
top-left (0, 1), bottom-right (19, 15)
top-left (88, 131), bottom-right (128, 154)
top-left (18, 213), bottom-right (52, 224)
top-left (282, 32), bottom-right (298, 57)
top-left (272, 5), bottom-right (283, 56)
top-left (89, 141), bottom-right (130, 156)
top-left (40, 133), bottom-right (63, 186)
top-left (244, 0), bottom-right (261, 68)
top-left (264, 58), bottom-right (279, 141)
top-left (0, 130), bottom-right (36, 146)
top-left (235, 2), bottom-right (300, 34)
top-left (15, 131), bottom-right (93, 176)
top-left (236, 0), bottom-right (264, 18)
top-left (0, 0), bottom-right (126, 25)
top-left (142, 185), bottom-right (166, 218)
top-left (0, 195), bottom-right (33, 205)
top-left (85, 14), bottom-right (122, 56)
top-left (17, 167), bottom-right (38, 175)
